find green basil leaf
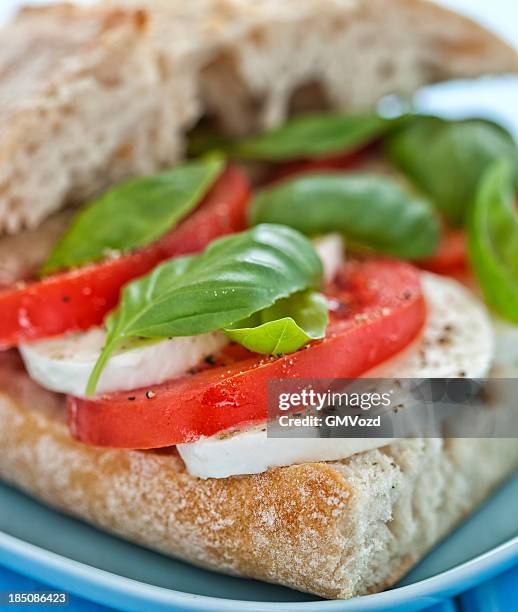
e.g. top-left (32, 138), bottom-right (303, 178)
top-left (250, 173), bottom-right (439, 259)
top-left (224, 290), bottom-right (328, 355)
top-left (42, 156), bottom-right (225, 275)
top-left (385, 116), bottom-right (518, 226)
top-left (86, 224), bottom-right (323, 394)
top-left (228, 112), bottom-right (399, 161)
top-left (468, 159), bottom-right (518, 322)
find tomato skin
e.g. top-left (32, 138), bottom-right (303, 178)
top-left (265, 143), bottom-right (378, 184)
top-left (0, 167), bottom-right (250, 349)
top-left (419, 228), bottom-right (467, 275)
top-left (68, 259), bottom-right (425, 449)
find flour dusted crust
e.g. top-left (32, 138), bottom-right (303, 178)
top-left (0, 352), bottom-right (516, 599)
top-left (1, 0), bottom-right (518, 233)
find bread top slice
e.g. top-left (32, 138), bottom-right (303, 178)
top-left (0, 4), bottom-right (158, 234)
top-left (0, 5), bottom-right (145, 115)
top-left (124, 0), bottom-right (518, 131)
top-left (0, 0), bottom-right (517, 234)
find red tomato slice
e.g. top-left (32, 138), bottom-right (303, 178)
top-left (0, 166), bottom-right (250, 349)
top-left (68, 259), bottom-right (425, 449)
top-left (265, 143), bottom-right (378, 184)
top-left (419, 228), bottom-right (467, 275)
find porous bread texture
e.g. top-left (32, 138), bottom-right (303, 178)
top-left (0, 352), bottom-right (516, 599)
top-left (0, 209), bottom-right (73, 286)
top-left (0, 5), bottom-right (176, 234)
top-left (193, 0), bottom-right (518, 134)
top-left (1, 0), bottom-right (518, 233)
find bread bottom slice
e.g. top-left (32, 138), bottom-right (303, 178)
top-left (0, 353), bottom-right (516, 599)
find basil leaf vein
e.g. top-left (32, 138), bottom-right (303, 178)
top-left (468, 159), bottom-right (518, 322)
top-left (250, 173), bottom-right (439, 259)
top-left (224, 290), bottom-right (328, 355)
top-left (42, 156), bottom-right (225, 275)
top-left (86, 224), bottom-right (323, 394)
top-left (228, 112), bottom-right (400, 161)
top-left (385, 116), bottom-right (518, 226)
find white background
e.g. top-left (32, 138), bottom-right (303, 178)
top-left (2, 0), bottom-right (518, 135)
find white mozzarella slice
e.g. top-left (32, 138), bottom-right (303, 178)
top-left (368, 272), bottom-right (494, 379)
top-left (489, 317), bottom-right (518, 377)
top-left (20, 328), bottom-right (228, 397)
top-left (313, 233), bottom-right (345, 283)
top-left (178, 273), bottom-right (495, 478)
top-left (21, 233), bottom-right (345, 398)
top-left (178, 427), bottom-right (394, 479)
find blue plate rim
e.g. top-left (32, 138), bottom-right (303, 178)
top-left (0, 530), bottom-right (517, 611)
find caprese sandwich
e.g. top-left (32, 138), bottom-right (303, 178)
top-left (1, 0), bottom-right (517, 600)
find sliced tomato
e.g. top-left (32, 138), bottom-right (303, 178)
top-left (68, 259), bottom-right (425, 449)
top-left (265, 143), bottom-right (378, 184)
top-left (419, 228), bottom-right (467, 275)
top-left (0, 166), bottom-right (250, 349)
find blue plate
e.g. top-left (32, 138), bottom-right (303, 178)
top-left (0, 474), bottom-right (516, 612)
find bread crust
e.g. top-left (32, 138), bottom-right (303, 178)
top-left (0, 352), bottom-right (516, 599)
top-left (1, 0), bottom-right (518, 233)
